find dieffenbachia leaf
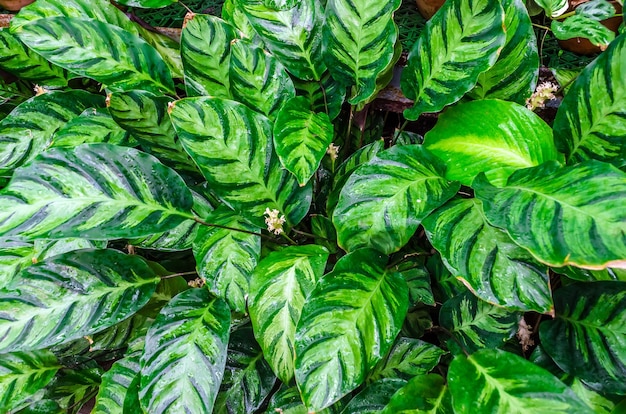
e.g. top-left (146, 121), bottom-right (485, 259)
top-left (475, 160), bottom-right (626, 269)
top-left (423, 198), bottom-right (553, 314)
top-left (169, 97), bottom-right (311, 227)
top-left (551, 15), bottom-right (615, 48)
top-left (333, 144), bottom-right (460, 254)
top-left (424, 100), bottom-right (558, 187)
top-left (342, 378), bottom-right (406, 414)
top-left (181, 14), bottom-right (236, 98)
top-left (469, 0), bottom-right (539, 104)
top-left (0, 90), bottom-right (104, 176)
top-left (440, 291), bottom-right (520, 354)
top-left (241, 0), bottom-right (326, 81)
top-left (92, 350), bottom-right (141, 414)
top-left (539, 282), bottom-right (626, 394)
top-left (553, 33), bottom-right (626, 166)
top-left (0, 351), bottom-right (60, 413)
top-left (368, 337), bottom-right (446, 383)
top-left (140, 289), bottom-right (231, 414)
top-left (448, 349), bottom-right (593, 413)
top-left (273, 96), bottom-right (334, 186)
top-left (248, 244), bottom-right (329, 383)
top-left (381, 374), bottom-right (452, 414)
top-left (0, 249), bottom-right (159, 353)
top-left (229, 39), bottom-right (296, 120)
top-left (0, 144), bottom-right (194, 240)
top-left (52, 108), bottom-right (131, 147)
top-left (295, 249), bottom-right (408, 411)
top-left (323, 0), bottom-right (401, 104)
top-left (193, 206), bottom-right (261, 314)
top-left (401, 0), bottom-right (506, 120)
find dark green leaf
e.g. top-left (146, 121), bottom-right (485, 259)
top-left (114, 0), bottom-right (177, 8)
top-left (92, 352), bottom-right (141, 413)
top-left (341, 378), bottom-right (406, 414)
top-left (43, 366), bottom-right (102, 414)
top-left (381, 374), bottom-right (452, 414)
top-left (266, 385), bottom-right (337, 414)
top-left (52, 108), bottom-right (131, 148)
top-left (293, 72), bottom-right (346, 121)
top-left (576, 0), bottom-right (616, 20)
top-left (369, 337), bottom-right (446, 383)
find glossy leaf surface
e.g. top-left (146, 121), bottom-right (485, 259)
top-left (381, 374), bottom-right (452, 414)
top-left (52, 108), bottom-right (130, 147)
top-left (342, 378), bottom-right (406, 414)
top-left (92, 351), bottom-right (141, 413)
top-left (369, 337), bottom-right (446, 382)
top-left (551, 15), bottom-right (615, 48)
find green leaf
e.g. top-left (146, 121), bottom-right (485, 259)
top-left (92, 352), bottom-right (141, 414)
top-left (43, 366), bottom-right (102, 414)
top-left (539, 282), bottom-right (626, 394)
top-left (0, 238), bottom-right (34, 289)
top-left (181, 14), bottom-right (236, 98)
top-left (534, 0), bottom-right (568, 17)
top-left (0, 90), bottom-right (104, 176)
top-left (139, 289), bottom-right (231, 414)
top-left (229, 39), bottom-right (296, 120)
top-left (169, 97), bottom-right (311, 226)
top-left (576, 0), bottom-right (616, 20)
top-left (323, 0), bottom-right (401, 104)
top-left (333, 145), bottom-right (460, 255)
top-left (369, 337), bottom-right (446, 383)
top-left (424, 100), bottom-right (557, 187)
top-left (15, 17), bottom-right (174, 94)
top-left (249, 244), bottom-right (328, 383)
top-left (469, 0), bottom-right (539, 105)
top-left (474, 160), bottom-right (626, 269)
top-left (551, 15), bottom-right (615, 48)
top-left (553, 34), bottom-right (626, 166)
top-left (114, 0), bottom-right (177, 8)
top-left (0, 249), bottom-right (159, 353)
top-left (215, 323), bottom-right (276, 414)
top-left (558, 266), bottom-right (626, 282)
top-left (241, 0), bottom-right (326, 80)
top-left (52, 108), bottom-right (131, 147)
top-left (423, 198), bottom-right (553, 313)
top-left (0, 351), bottom-right (60, 413)
top-left (193, 206), bottom-right (261, 314)
top-left (295, 249), bottom-right (409, 411)
top-left (381, 374), bottom-right (452, 414)
top-left (123, 372), bottom-right (143, 413)
top-left (401, 0), bottom-right (506, 120)
top-left (0, 143), bottom-right (194, 240)
top-left (293, 72), bottom-right (346, 121)
top-left (273, 96), bottom-right (334, 186)
top-left (342, 378), bottom-right (406, 414)
top-left (440, 292), bottom-right (519, 354)
top-left (267, 385), bottom-right (337, 414)
top-left (448, 349), bottom-right (593, 413)
top-left (222, 0), bottom-right (262, 45)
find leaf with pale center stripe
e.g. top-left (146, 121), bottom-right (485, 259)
top-left (293, 72), bottom-right (346, 121)
top-left (475, 160), bottom-right (626, 269)
top-left (295, 249), bottom-right (408, 411)
top-left (401, 0), bottom-right (505, 120)
top-left (369, 337), bottom-right (446, 383)
top-left (0, 249), bottom-right (159, 353)
top-left (139, 289), bottom-right (230, 414)
top-left (381, 374), bottom-right (452, 414)
top-left (52, 108), bottom-right (131, 148)
top-left (0, 143), bottom-right (194, 240)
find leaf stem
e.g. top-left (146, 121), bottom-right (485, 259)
top-left (532, 22), bottom-right (552, 31)
top-left (161, 271), bottom-right (198, 279)
top-left (192, 216), bottom-right (274, 241)
top-left (318, 80), bottom-right (329, 116)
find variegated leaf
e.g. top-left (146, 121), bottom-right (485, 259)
top-left (52, 108), bottom-right (131, 147)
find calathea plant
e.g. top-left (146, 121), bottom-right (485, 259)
top-left (0, 0), bottom-right (625, 412)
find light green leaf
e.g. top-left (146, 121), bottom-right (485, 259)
top-left (534, 0), bottom-right (569, 17)
top-left (273, 96), bottom-right (334, 186)
top-left (169, 97), bottom-right (311, 226)
top-left (114, 0), bottom-right (177, 8)
top-left (401, 0), bottom-right (506, 120)
top-left (448, 349), bottom-right (593, 413)
top-left (381, 374), bottom-right (452, 414)
top-left (0, 249), bottom-right (159, 353)
top-left (539, 282), bottom-right (626, 394)
top-left (342, 378), bottom-right (406, 414)
top-left (52, 108), bottom-right (131, 147)
top-left (295, 249), bottom-right (409, 411)
top-left (139, 289), bottom-right (231, 414)
top-left (553, 33), bottom-right (626, 166)
top-left (576, 0), bottom-right (616, 20)
top-left (423, 198), bottom-right (553, 313)
top-left (551, 15), bottom-right (615, 48)
top-left (333, 145), bottom-right (460, 254)
top-left (369, 337), bottom-right (446, 383)
top-left (222, 0), bottom-right (262, 44)
top-left (249, 244), bottom-right (328, 383)
top-left (92, 351), bottom-right (141, 414)
top-left (0, 144), bottom-right (194, 240)
top-left (474, 160), bottom-right (626, 269)
top-left (266, 385), bottom-right (336, 414)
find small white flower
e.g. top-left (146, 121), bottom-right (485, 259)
top-left (327, 143), bottom-right (340, 161)
top-left (517, 317), bottom-right (535, 351)
top-left (526, 82), bottom-right (558, 111)
top-left (264, 207), bottom-right (286, 235)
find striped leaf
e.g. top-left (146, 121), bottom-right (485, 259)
top-left (193, 206), bottom-right (261, 314)
top-left (222, 0), bottom-right (263, 45)
top-left (0, 90), bottom-right (104, 176)
top-left (14, 17), bottom-right (175, 94)
top-left (181, 14), bottom-right (236, 98)
top-left (295, 249), bottom-right (409, 411)
top-left (423, 198), bottom-right (553, 314)
top-left (440, 292), bottom-right (519, 354)
top-left (52, 108), bottom-right (131, 148)
top-left (448, 349), bottom-right (592, 413)
top-left (229, 39), bottom-right (296, 120)
top-left (293, 72), bottom-right (346, 121)
top-left (0, 143), bottom-right (193, 240)
top-left (469, 0), bottom-right (539, 104)
top-left (0, 351), bottom-right (60, 413)
top-left (381, 374), bottom-right (452, 414)
top-left (475, 160), bottom-right (626, 269)
top-left (552, 15), bottom-right (615, 48)
top-left (266, 385), bottom-right (337, 414)
top-left (539, 282), bottom-right (626, 394)
top-left (115, 0), bottom-right (177, 8)
top-left (248, 244), bottom-right (329, 383)
top-left (553, 33), bottom-right (626, 166)
top-left (423, 100), bottom-right (558, 187)
top-left (169, 97), bottom-right (311, 226)
top-left (92, 351), bottom-right (141, 414)
top-left (401, 0), bottom-right (506, 120)
top-left (273, 96), bottom-right (334, 186)
top-left (323, 0), bottom-right (401, 104)
top-left (139, 289), bottom-right (231, 414)
top-left (369, 337), bottom-right (446, 383)
top-left (535, 0), bottom-right (568, 17)
top-left (333, 145), bottom-right (460, 255)
top-left (342, 378), bottom-right (407, 414)
top-left (43, 366), bottom-right (103, 414)
top-left (241, 0), bottom-right (326, 81)
top-left (0, 249), bottom-right (159, 353)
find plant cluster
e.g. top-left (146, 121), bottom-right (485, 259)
top-left (0, 0), bottom-right (625, 412)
